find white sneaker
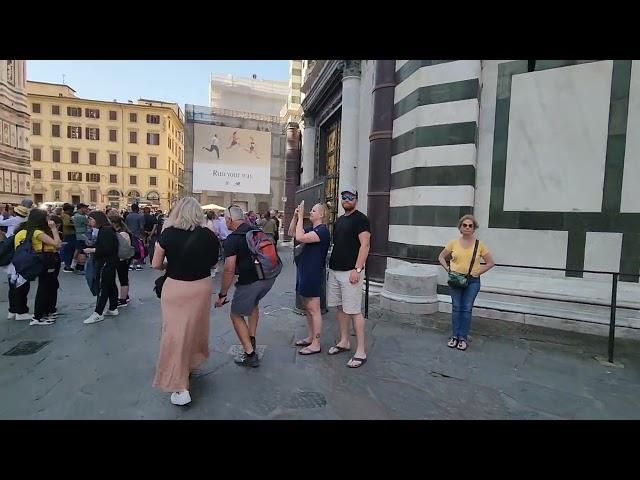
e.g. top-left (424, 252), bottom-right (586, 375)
top-left (16, 313), bottom-right (32, 321)
top-left (30, 317), bottom-right (54, 326)
top-left (83, 312), bottom-right (104, 324)
top-left (104, 309), bottom-right (119, 316)
top-left (170, 390), bottom-right (191, 406)
top-left (7, 312), bottom-right (16, 320)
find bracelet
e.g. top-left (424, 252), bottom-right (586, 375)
top-left (218, 293), bottom-right (227, 298)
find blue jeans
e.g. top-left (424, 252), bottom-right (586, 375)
top-left (449, 276), bottom-right (481, 340)
top-left (61, 234), bottom-right (77, 267)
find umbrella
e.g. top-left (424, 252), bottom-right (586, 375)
top-left (201, 203), bottom-right (225, 211)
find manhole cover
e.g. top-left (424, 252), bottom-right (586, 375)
top-left (283, 391), bottom-right (327, 410)
top-left (3, 340), bottom-right (51, 356)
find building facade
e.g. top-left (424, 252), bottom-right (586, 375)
top-left (27, 81), bottom-right (184, 211)
top-left (0, 60), bottom-right (31, 204)
top-left (209, 74), bottom-right (289, 118)
top-left (296, 60), bottom-right (640, 338)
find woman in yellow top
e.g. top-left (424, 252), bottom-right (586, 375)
top-left (438, 215), bottom-right (495, 351)
top-left (10, 209), bottom-right (62, 326)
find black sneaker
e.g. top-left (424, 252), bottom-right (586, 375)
top-left (234, 351), bottom-right (260, 368)
top-left (63, 267), bottom-right (74, 273)
top-left (250, 336), bottom-right (256, 351)
top-left (117, 298), bottom-right (130, 308)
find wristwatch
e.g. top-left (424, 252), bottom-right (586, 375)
top-left (355, 267), bottom-right (363, 273)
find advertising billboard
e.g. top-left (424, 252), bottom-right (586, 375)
top-left (193, 124), bottom-right (271, 194)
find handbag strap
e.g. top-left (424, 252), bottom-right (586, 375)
top-left (466, 239), bottom-right (479, 277)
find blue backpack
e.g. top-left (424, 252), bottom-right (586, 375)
top-left (0, 235), bottom-right (15, 266)
top-left (12, 229), bottom-right (44, 281)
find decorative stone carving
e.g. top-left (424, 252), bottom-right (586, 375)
top-left (341, 60), bottom-right (361, 78)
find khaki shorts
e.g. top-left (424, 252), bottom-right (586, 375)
top-left (327, 269), bottom-right (364, 315)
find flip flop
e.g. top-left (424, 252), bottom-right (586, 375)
top-left (298, 347), bottom-right (322, 355)
top-left (328, 345), bottom-right (350, 355)
top-left (347, 357), bottom-right (367, 368)
top-left (295, 339), bottom-right (312, 347)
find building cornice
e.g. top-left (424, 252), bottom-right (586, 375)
top-left (300, 60), bottom-right (344, 116)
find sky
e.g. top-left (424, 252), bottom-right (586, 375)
top-left (27, 60), bottom-right (290, 109)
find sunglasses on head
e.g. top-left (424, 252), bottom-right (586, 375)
top-left (341, 193), bottom-right (357, 201)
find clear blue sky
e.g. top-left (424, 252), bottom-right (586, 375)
top-left (28, 60), bottom-right (290, 109)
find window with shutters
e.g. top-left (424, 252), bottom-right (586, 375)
top-left (147, 114), bottom-right (160, 124)
top-left (149, 176), bottom-right (157, 186)
top-left (90, 189), bottom-right (98, 203)
top-left (89, 152), bottom-right (97, 165)
top-left (71, 151), bottom-right (79, 164)
top-left (33, 148), bottom-right (42, 161)
top-left (109, 129), bottom-right (117, 142)
top-left (149, 156), bottom-right (157, 169)
top-left (147, 132), bottom-right (160, 145)
top-left (86, 127), bottom-right (100, 141)
top-left (34, 170), bottom-right (42, 179)
top-left (52, 149), bottom-right (61, 163)
top-left (129, 155), bottom-right (137, 168)
top-left (86, 173), bottom-right (100, 183)
top-left (52, 105), bottom-right (60, 115)
top-left (32, 122), bottom-right (41, 135)
top-left (129, 175), bottom-right (137, 185)
top-left (129, 131), bottom-right (137, 143)
top-left (67, 106), bottom-right (82, 117)
top-left (109, 153), bottom-right (117, 167)
top-left (52, 171), bottom-right (61, 180)
top-left (51, 124), bottom-right (60, 137)
top-left (32, 103), bottom-right (41, 113)
top-left (68, 125), bottom-right (82, 139)
top-left (110, 174), bottom-right (117, 184)
top-left (129, 112), bottom-right (137, 122)
top-left (109, 110), bottom-right (117, 121)
top-left (68, 172), bottom-right (82, 182)
top-left (85, 108), bottom-right (100, 119)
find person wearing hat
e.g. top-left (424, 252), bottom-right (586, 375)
top-left (326, 183), bottom-right (371, 368)
top-left (0, 205), bottom-right (29, 236)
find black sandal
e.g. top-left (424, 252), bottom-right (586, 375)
top-left (447, 337), bottom-right (459, 348)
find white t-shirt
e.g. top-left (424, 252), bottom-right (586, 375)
top-left (0, 216), bottom-right (27, 236)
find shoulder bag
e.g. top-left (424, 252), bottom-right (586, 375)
top-left (447, 239), bottom-right (479, 289)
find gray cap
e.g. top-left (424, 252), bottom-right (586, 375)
top-left (340, 183), bottom-right (357, 196)
top-left (21, 198), bottom-right (33, 209)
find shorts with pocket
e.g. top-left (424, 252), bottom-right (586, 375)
top-left (326, 269), bottom-right (364, 315)
top-left (231, 277), bottom-right (276, 316)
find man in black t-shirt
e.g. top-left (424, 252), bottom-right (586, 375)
top-left (143, 207), bottom-right (158, 262)
top-left (327, 184), bottom-right (371, 368)
top-left (214, 205), bottom-right (276, 368)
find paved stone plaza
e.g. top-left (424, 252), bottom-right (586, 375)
top-left (1, 245), bottom-right (639, 420)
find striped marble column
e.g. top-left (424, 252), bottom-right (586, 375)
top-left (388, 60), bottom-right (482, 260)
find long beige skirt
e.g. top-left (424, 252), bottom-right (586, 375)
top-left (153, 276), bottom-right (213, 392)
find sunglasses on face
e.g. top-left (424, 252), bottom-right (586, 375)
top-left (341, 193), bottom-right (357, 201)
top-left (462, 223), bottom-right (474, 228)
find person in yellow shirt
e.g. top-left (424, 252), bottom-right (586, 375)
top-left (9, 209), bottom-right (62, 325)
top-left (438, 215), bottom-right (495, 351)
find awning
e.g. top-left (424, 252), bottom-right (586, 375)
top-left (201, 203), bottom-right (225, 210)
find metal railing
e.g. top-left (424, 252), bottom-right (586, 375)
top-left (364, 252), bottom-right (640, 364)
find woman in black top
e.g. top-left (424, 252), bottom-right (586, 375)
top-left (151, 197), bottom-right (220, 406)
top-left (82, 211), bottom-right (119, 324)
top-left (109, 215), bottom-right (133, 308)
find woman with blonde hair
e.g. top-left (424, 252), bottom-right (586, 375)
top-left (288, 201), bottom-right (331, 355)
top-left (438, 214), bottom-right (495, 351)
top-left (152, 197), bottom-right (220, 406)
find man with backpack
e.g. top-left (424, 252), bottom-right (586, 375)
top-left (215, 205), bottom-right (281, 367)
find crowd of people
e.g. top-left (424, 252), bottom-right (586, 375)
top-left (2, 200), bottom-right (165, 325)
top-left (2, 189), bottom-right (496, 407)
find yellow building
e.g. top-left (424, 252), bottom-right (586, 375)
top-left (27, 81), bottom-right (184, 211)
